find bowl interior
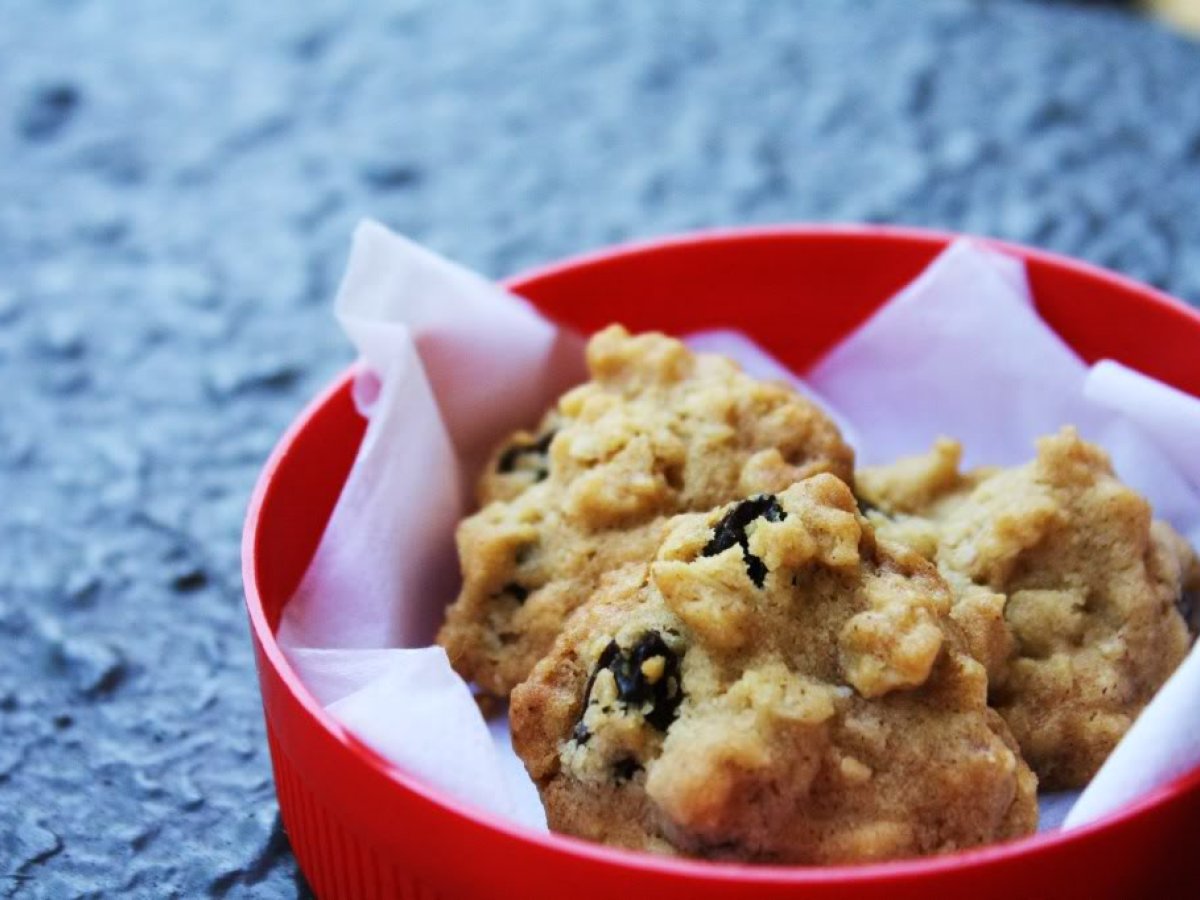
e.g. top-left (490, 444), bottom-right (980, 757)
top-left (246, 226), bottom-right (1200, 884)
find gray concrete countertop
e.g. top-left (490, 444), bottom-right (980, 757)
top-left (2, 1), bottom-right (1199, 896)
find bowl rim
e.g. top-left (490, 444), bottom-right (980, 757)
top-left (243, 222), bottom-right (1200, 884)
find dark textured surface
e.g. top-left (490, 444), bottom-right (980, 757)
top-left (2, 1), bottom-right (1200, 896)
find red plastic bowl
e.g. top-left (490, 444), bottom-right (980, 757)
top-left (243, 226), bottom-right (1200, 899)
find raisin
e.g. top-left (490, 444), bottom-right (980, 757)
top-left (701, 494), bottom-right (785, 588)
top-left (490, 582), bottom-right (529, 604)
top-left (595, 639), bottom-right (621, 669)
top-left (744, 554), bottom-right (768, 587)
top-left (612, 757), bottom-right (643, 782)
top-left (854, 492), bottom-right (890, 519)
top-left (496, 429), bottom-right (556, 474)
top-left (501, 582), bottom-right (528, 602)
top-left (571, 633), bottom-right (683, 743)
top-left (571, 641), bottom-right (620, 746)
top-left (571, 719), bottom-right (592, 745)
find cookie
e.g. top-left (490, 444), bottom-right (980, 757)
top-left (511, 476), bottom-right (1037, 864)
top-left (438, 325), bottom-right (854, 696)
top-left (856, 427), bottom-right (1197, 789)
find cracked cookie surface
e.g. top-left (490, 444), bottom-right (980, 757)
top-left (438, 325), bottom-right (853, 696)
top-left (857, 427), bottom-right (1198, 789)
top-left (511, 476), bottom-right (1037, 864)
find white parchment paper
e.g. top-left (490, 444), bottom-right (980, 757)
top-left (278, 220), bottom-right (1200, 836)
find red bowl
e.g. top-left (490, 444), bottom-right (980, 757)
top-left (243, 226), bottom-right (1200, 900)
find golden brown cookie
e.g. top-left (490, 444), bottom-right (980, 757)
top-left (856, 427), bottom-right (1197, 789)
top-left (438, 325), bottom-right (854, 696)
top-left (511, 476), bottom-right (1037, 864)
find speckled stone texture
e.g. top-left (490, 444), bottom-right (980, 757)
top-left (2, 0), bottom-right (1199, 896)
